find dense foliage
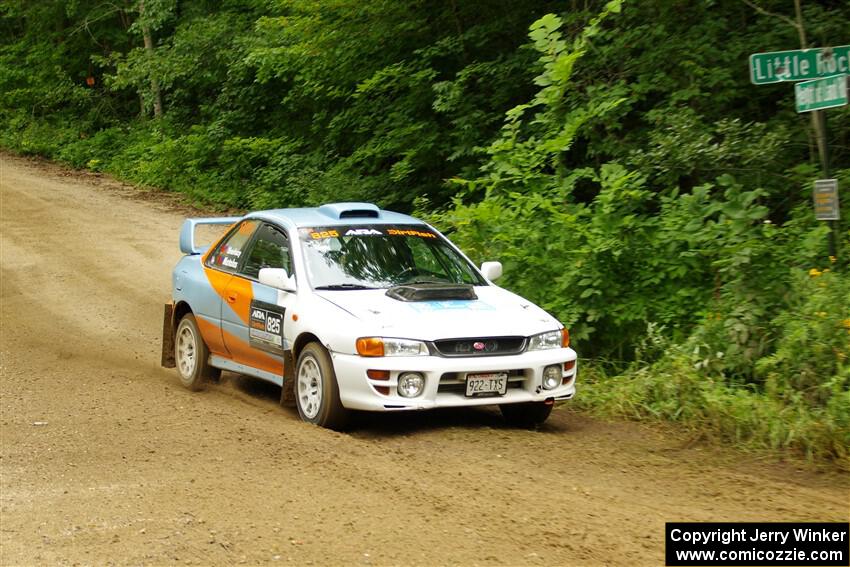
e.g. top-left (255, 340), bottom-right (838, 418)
top-left (2, 0), bottom-right (848, 463)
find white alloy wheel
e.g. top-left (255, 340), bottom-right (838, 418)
top-left (297, 354), bottom-right (323, 419)
top-left (176, 321), bottom-right (197, 380)
top-left (294, 342), bottom-right (350, 429)
top-left (174, 314), bottom-right (217, 391)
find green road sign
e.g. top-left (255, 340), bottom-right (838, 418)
top-left (749, 46), bottom-right (850, 84)
top-left (795, 74), bottom-right (848, 113)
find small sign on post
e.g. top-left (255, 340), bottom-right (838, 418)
top-left (813, 179), bottom-right (840, 221)
top-left (795, 74), bottom-right (848, 113)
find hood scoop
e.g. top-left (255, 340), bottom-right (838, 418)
top-left (386, 283), bottom-right (478, 302)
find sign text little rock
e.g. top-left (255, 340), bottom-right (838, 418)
top-left (750, 46), bottom-right (850, 84)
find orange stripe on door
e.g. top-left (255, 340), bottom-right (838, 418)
top-left (223, 275), bottom-right (253, 325)
top-left (220, 326), bottom-right (284, 376)
top-left (196, 314), bottom-right (228, 356)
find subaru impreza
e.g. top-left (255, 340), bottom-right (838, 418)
top-left (161, 202), bottom-right (576, 429)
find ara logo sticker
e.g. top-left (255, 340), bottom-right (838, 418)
top-left (249, 301), bottom-right (285, 354)
top-left (344, 228), bottom-right (383, 236)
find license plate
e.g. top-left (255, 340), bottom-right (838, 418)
top-left (465, 372), bottom-right (508, 397)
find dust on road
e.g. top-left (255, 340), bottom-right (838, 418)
top-left (1, 153), bottom-right (847, 566)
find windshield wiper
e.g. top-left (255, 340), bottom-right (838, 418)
top-left (314, 283), bottom-right (377, 290)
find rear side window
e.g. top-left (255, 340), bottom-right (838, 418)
top-left (241, 223), bottom-right (292, 280)
top-left (207, 220), bottom-right (259, 272)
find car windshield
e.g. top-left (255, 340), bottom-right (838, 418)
top-left (299, 225), bottom-right (486, 289)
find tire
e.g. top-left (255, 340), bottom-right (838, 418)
top-left (174, 314), bottom-right (219, 391)
top-left (500, 401), bottom-right (553, 428)
top-left (295, 342), bottom-right (349, 430)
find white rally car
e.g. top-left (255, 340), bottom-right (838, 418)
top-left (161, 202), bottom-right (577, 429)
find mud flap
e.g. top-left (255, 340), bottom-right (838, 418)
top-left (161, 303), bottom-right (176, 368)
top-left (280, 349), bottom-right (296, 406)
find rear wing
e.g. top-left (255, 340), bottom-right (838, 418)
top-left (179, 217), bottom-right (241, 255)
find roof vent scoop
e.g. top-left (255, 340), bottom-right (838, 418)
top-left (318, 202), bottom-right (381, 220)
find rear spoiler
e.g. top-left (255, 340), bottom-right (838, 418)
top-left (179, 217), bottom-right (241, 255)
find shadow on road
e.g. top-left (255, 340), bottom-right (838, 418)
top-left (356, 406), bottom-right (570, 437)
top-left (221, 372), bottom-right (570, 436)
top-left (225, 372), bottom-right (281, 403)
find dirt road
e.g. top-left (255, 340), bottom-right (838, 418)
top-left (0, 154), bottom-right (847, 566)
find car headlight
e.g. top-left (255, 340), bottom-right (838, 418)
top-left (527, 329), bottom-right (565, 350)
top-left (398, 372), bottom-right (425, 397)
top-left (356, 337), bottom-right (429, 357)
top-left (542, 365), bottom-right (562, 389)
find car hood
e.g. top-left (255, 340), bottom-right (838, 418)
top-left (315, 285), bottom-right (560, 340)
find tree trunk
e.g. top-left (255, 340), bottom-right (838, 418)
top-left (138, 0), bottom-right (163, 118)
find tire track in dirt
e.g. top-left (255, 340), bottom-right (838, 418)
top-left (1, 153), bottom-right (848, 566)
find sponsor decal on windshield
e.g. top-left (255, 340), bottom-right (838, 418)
top-left (387, 228), bottom-right (436, 238)
top-left (301, 225), bottom-right (438, 240)
top-left (345, 228), bottom-right (383, 236)
top-left (308, 229), bottom-right (339, 240)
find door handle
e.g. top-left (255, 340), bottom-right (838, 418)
top-left (225, 292), bottom-right (238, 304)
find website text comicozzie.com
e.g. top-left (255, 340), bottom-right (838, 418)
top-left (666, 522), bottom-right (849, 566)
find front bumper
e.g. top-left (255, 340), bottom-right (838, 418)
top-left (330, 347), bottom-right (577, 411)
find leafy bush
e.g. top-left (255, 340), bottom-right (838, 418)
top-left (428, 7), bottom-right (849, 464)
top-left (756, 268), bottom-right (850, 403)
top-left (574, 264), bottom-right (849, 467)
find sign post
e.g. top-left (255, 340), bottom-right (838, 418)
top-left (750, 46), bottom-right (847, 261)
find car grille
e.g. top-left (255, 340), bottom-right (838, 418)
top-left (432, 336), bottom-right (526, 357)
top-left (437, 370), bottom-right (527, 394)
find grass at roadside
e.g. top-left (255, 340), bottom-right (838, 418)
top-left (575, 359), bottom-right (850, 470)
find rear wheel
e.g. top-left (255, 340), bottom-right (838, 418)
top-left (295, 342), bottom-right (349, 430)
top-left (500, 401), bottom-right (553, 428)
top-left (175, 314), bottom-right (219, 391)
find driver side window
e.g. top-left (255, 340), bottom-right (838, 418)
top-left (241, 223), bottom-right (292, 281)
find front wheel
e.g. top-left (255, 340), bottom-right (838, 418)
top-left (175, 314), bottom-right (219, 391)
top-left (500, 401), bottom-right (553, 428)
top-left (295, 342), bottom-right (350, 430)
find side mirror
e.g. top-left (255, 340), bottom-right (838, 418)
top-left (480, 261), bottom-right (503, 281)
top-left (259, 268), bottom-right (296, 292)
